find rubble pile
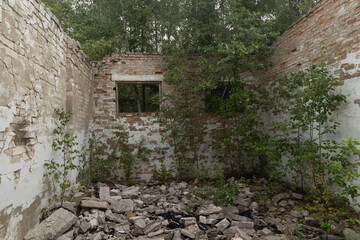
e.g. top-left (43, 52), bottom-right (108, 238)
top-left (24, 181), bottom-right (360, 240)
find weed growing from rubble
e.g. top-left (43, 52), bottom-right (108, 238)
top-left (151, 161), bottom-right (173, 183)
top-left (79, 131), bottom-right (111, 185)
top-left (271, 63), bottom-right (360, 234)
top-left (287, 222), bottom-right (306, 240)
top-left (44, 109), bottom-right (80, 205)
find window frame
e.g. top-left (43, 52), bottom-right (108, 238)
top-left (115, 81), bottom-right (162, 114)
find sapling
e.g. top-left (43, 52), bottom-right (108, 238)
top-left (44, 109), bottom-right (79, 204)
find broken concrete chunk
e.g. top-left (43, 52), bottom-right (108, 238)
top-left (81, 199), bottom-right (108, 209)
top-left (105, 210), bottom-right (125, 223)
top-left (198, 204), bottom-right (222, 215)
top-left (181, 228), bottom-right (196, 239)
top-left (92, 231), bottom-right (105, 240)
top-left (235, 228), bottom-right (252, 240)
top-left (199, 216), bottom-right (207, 225)
top-left (79, 221), bottom-right (91, 233)
top-left (121, 186), bottom-right (140, 198)
top-left (290, 210), bottom-right (302, 218)
top-left (144, 220), bottom-right (162, 235)
top-left (138, 236), bottom-right (165, 240)
top-left (114, 223), bottom-right (130, 233)
top-left (231, 220), bottom-right (254, 229)
top-left (236, 198), bottom-right (251, 207)
top-left (110, 188), bottom-right (121, 196)
top-left (24, 208), bottom-right (77, 240)
top-left (172, 230), bottom-right (182, 240)
top-left (178, 182), bottom-right (188, 189)
top-left (62, 201), bottom-right (77, 213)
top-left (56, 230), bottom-right (75, 240)
top-left (215, 218), bottom-right (230, 232)
top-left (180, 217), bottom-right (197, 226)
top-left (89, 218), bottom-right (99, 228)
top-left (112, 199), bottom-right (134, 213)
top-left (223, 227), bottom-right (239, 237)
top-left (344, 228), bottom-right (360, 240)
top-left (99, 186), bottom-right (110, 200)
top-left (223, 206), bottom-right (239, 215)
top-left (272, 193), bottom-right (290, 203)
top-left (147, 228), bottom-right (164, 237)
top-left (259, 227), bottom-right (272, 235)
top-left (291, 192), bottom-right (303, 200)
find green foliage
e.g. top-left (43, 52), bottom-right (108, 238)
top-left (80, 125), bottom-right (149, 185)
top-left (214, 182), bottom-right (239, 206)
top-left (151, 161), bottom-right (173, 183)
top-left (272, 64), bottom-right (360, 197)
top-left (196, 182), bottom-right (239, 207)
top-left (195, 166), bottom-right (239, 206)
top-left (196, 185), bottom-right (215, 200)
top-left (160, 7), bottom-right (276, 176)
top-left (272, 63), bottom-right (360, 233)
top-left (109, 125), bottom-right (151, 184)
top-left (44, 109), bottom-right (80, 204)
top-left (82, 38), bottom-right (113, 61)
top-left (79, 131), bottom-right (112, 186)
top-left (288, 222), bottom-right (306, 240)
top-left (41, 0), bottom-right (317, 60)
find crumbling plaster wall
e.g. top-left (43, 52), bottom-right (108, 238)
top-left (262, 0), bottom-right (360, 195)
top-left (0, 0), bottom-right (93, 239)
top-left (92, 53), bottom-right (171, 181)
top-left (92, 53), bottom-right (221, 181)
top-left (265, 0), bottom-right (360, 144)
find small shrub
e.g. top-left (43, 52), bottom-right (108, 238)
top-left (214, 182), bottom-right (239, 206)
top-left (80, 125), bottom-right (150, 185)
top-left (151, 161), bottom-right (173, 183)
top-left (79, 131), bottom-right (110, 186)
top-left (44, 109), bottom-right (80, 204)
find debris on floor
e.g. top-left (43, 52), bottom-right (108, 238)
top-left (25, 180), bottom-right (360, 240)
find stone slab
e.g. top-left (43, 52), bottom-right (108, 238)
top-left (24, 208), bottom-right (77, 240)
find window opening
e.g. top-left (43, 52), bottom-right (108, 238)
top-left (205, 82), bottom-right (232, 113)
top-left (116, 82), bottom-right (160, 113)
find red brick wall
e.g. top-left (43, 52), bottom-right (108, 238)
top-left (92, 53), bottom-right (223, 180)
top-left (266, 0), bottom-right (360, 81)
top-left (92, 53), bottom-right (171, 180)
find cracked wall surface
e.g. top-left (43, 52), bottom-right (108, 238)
top-left (0, 0), bottom-right (93, 239)
top-left (1, 0), bottom-right (360, 238)
top-left (264, 0), bottom-right (360, 143)
top-left (261, 0), bottom-right (360, 205)
top-left (92, 53), bottom-right (225, 181)
top-left (92, 54), bottom-right (172, 181)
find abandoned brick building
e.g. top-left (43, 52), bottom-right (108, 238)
top-left (1, 0), bottom-right (360, 239)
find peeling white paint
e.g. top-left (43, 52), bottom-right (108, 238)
top-left (0, 106), bottom-right (13, 132)
top-left (0, 0), bottom-right (93, 239)
top-left (0, 0), bottom-right (3, 24)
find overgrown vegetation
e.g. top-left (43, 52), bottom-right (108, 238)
top-left (44, 109), bottom-right (80, 204)
top-left (42, 0), bottom-right (360, 236)
top-left (270, 63), bottom-right (360, 234)
top-left (151, 161), bottom-right (173, 184)
top-left (42, 0), bottom-right (318, 60)
top-left (80, 125), bottom-right (149, 186)
top-left (195, 167), bottom-right (240, 207)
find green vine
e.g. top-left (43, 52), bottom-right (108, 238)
top-left (44, 109), bottom-right (80, 204)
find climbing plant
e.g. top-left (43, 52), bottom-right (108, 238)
top-left (44, 109), bottom-right (80, 204)
top-left (80, 125), bottom-right (150, 185)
